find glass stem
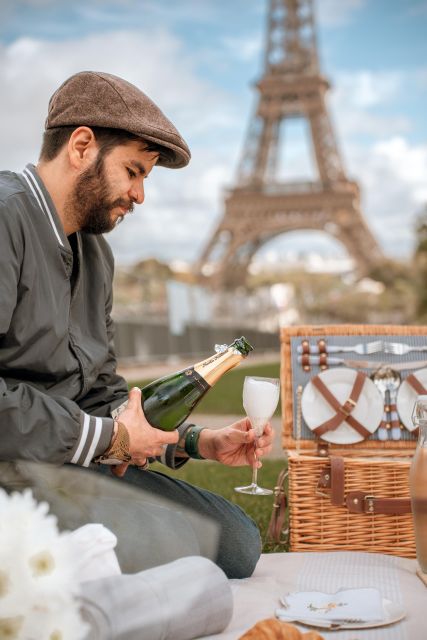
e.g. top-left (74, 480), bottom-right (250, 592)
top-left (251, 438), bottom-right (258, 486)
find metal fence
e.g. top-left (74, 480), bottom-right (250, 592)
top-left (114, 319), bottom-right (280, 363)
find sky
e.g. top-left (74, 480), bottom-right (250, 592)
top-left (1, 0), bottom-right (427, 269)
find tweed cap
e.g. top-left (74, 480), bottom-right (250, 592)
top-left (45, 71), bottom-right (190, 169)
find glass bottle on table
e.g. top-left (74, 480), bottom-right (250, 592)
top-left (410, 395), bottom-right (427, 573)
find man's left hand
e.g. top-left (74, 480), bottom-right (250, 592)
top-left (197, 418), bottom-right (273, 468)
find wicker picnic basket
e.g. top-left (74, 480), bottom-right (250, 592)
top-left (272, 324), bottom-right (427, 558)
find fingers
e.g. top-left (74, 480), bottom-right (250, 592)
top-left (226, 424), bottom-right (254, 443)
top-left (231, 417), bottom-right (252, 432)
top-left (112, 462), bottom-right (130, 477)
top-left (160, 429), bottom-right (179, 445)
top-left (255, 424), bottom-right (273, 459)
top-left (255, 443), bottom-right (272, 459)
top-left (131, 457), bottom-right (148, 467)
top-left (263, 422), bottom-right (273, 436)
top-left (257, 422), bottom-right (273, 448)
top-left (127, 386), bottom-right (142, 409)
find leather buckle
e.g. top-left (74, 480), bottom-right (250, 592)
top-left (363, 495), bottom-right (376, 514)
top-left (338, 398), bottom-right (356, 417)
top-left (316, 463), bottom-right (331, 498)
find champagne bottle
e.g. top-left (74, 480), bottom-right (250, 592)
top-left (113, 337), bottom-right (253, 431)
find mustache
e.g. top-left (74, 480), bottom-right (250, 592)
top-left (111, 198), bottom-right (135, 214)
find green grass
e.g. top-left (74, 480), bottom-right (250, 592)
top-left (130, 361), bottom-right (281, 415)
top-left (150, 458), bottom-right (288, 554)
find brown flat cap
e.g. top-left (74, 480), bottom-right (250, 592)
top-left (45, 71), bottom-right (191, 169)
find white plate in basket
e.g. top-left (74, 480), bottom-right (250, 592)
top-left (279, 598), bottom-right (405, 630)
top-left (301, 368), bottom-right (384, 444)
top-left (396, 367), bottom-right (427, 431)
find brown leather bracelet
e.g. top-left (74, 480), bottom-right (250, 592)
top-left (96, 420), bottom-right (131, 465)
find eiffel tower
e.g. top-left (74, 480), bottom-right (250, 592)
top-left (197, 0), bottom-right (384, 289)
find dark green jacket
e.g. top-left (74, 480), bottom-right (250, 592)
top-left (0, 164), bottom-right (182, 468)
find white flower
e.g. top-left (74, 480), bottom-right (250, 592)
top-left (0, 488), bottom-right (89, 640)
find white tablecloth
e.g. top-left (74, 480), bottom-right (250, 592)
top-left (204, 552), bottom-right (426, 640)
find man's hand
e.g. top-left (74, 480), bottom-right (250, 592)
top-left (112, 387), bottom-right (178, 477)
top-left (197, 418), bottom-right (273, 468)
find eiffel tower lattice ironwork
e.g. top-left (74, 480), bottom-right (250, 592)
top-left (196, 0), bottom-right (384, 289)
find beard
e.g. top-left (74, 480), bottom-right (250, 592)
top-left (65, 155), bottom-right (134, 235)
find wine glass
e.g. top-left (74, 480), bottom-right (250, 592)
top-left (235, 376), bottom-right (280, 496)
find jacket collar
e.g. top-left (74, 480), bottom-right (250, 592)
top-left (21, 164), bottom-right (69, 250)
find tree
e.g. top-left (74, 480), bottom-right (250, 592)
top-left (413, 206), bottom-right (427, 321)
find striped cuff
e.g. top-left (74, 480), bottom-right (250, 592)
top-left (70, 413), bottom-right (114, 467)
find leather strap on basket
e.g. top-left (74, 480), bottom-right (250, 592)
top-left (301, 340), bottom-right (311, 372)
top-left (317, 339), bottom-right (328, 370)
top-left (317, 456), bottom-right (412, 514)
top-left (406, 373), bottom-right (427, 395)
top-left (266, 468), bottom-right (289, 544)
top-left (311, 372), bottom-right (371, 439)
top-left (345, 492), bottom-right (411, 515)
top-left (316, 456), bottom-right (345, 506)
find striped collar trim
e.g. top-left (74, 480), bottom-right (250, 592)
top-left (21, 165), bottom-right (65, 247)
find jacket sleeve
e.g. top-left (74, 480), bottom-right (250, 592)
top-left (0, 200), bottom-right (113, 466)
top-left (75, 240), bottom-right (192, 471)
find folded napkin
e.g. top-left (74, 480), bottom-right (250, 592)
top-left (65, 523), bottom-right (121, 583)
top-left (276, 588), bottom-right (384, 624)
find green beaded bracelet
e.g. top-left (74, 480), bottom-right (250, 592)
top-left (185, 425), bottom-right (206, 460)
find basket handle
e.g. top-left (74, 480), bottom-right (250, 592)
top-left (317, 457), bottom-right (412, 515)
top-left (266, 468), bottom-right (289, 544)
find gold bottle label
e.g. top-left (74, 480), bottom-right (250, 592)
top-left (193, 348), bottom-right (243, 386)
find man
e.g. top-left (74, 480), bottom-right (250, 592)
top-left (0, 71), bottom-right (273, 579)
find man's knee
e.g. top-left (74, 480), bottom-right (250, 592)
top-left (217, 507), bottom-right (262, 579)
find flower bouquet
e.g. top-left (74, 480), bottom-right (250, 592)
top-left (0, 488), bottom-right (88, 640)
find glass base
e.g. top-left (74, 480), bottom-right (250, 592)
top-left (235, 483), bottom-right (273, 496)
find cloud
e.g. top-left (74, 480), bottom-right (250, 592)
top-left (343, 137), bottom-right (427, 257)
top-left (318, 68), bottom-right (427, 257)
top-left (0, 27), bottom-right (237, 156)
top-left (0, 27), bottom-right (245, 265)
top-left (220, 33), bottom-right (263, 63)
top-left (327, 70), bottom-right (413, 146)
top-left (334, 70), bottom-right (403, 108)
top-left (1, 10), bottom-right (425, 270)
top-left (316, 0), bottom-right (367, 27)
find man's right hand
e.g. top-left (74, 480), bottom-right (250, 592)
top-left (112, 387), bottom-right (178, 477)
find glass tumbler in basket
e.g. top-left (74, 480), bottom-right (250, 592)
top-left (235, 376), bottom-right (280, 496)
top-left (410, 395), bottom-right (427, 573)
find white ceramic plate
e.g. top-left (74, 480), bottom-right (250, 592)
top-left (301, 368), bottom-right (384, 444)
top-left (291, 598), bottom-right (405, 630)
top-left (396, 367), bottom-right (427, 431)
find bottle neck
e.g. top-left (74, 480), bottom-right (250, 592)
top-left (193, 347), bottom-right (244, 386)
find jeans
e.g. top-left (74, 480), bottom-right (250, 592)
top-left (0, 460), bottom-right (261, 578)
top-left (95, 465), bottom-right (262, 579)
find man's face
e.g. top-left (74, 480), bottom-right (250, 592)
top-left (67, 140), bottom-right (159, 234)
